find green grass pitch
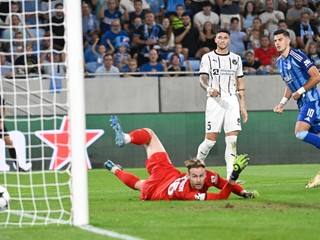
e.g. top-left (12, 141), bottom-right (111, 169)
top-left (1, 164), bottom-right (320, 240)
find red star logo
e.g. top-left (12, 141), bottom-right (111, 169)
top-left (35, 116), bottom-right (104, 170)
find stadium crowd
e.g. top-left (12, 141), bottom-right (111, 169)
top-left (0, 0), bottom-right (320, 77)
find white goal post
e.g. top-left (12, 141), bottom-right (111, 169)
top-left (0, 0), bottom-right (88, 226)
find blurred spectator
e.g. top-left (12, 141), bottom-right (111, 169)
top-left (144, 0), bottom-right (165, 22)
top-left (95, 53), bottom-right (120, 78)
top-left (21, 0), bottom-right (41, 25)
top-left (270, 19), bottom-right (298, 48)
top-left (4, 1), bottom-right (23, 25)
top-left (314, 2), bottom-right (320, 34)
top-left (188, 0), bottom-right (216, 15)
top-left (123, 58), bottom-right (142, 77)
top-left (165, 0), bottom-right (186, 18)
top-left (14, 44), bottom-right (39, 74)
top-left (286, 0), bottom-right (314, 28)
top-left (305, 41), bottom-right (320, 68)
top-left (113, 41), bottom-right (131, 71)
top-left (254, 35), bottom-right (278, 66)
top-left (1, 15), bottom-right (35, 52)
top-left (174, 12), bottom-right (199, 59)
top-left (100, 19), bottom-right (129, 50)
top-left (39, 32), bottom-right (52, 64)
top-left (170, 4), bottom-right (185, 30)
top-left (159, 17), bottom-right (175, 58)
top-left (123, 0), bottom-right (146, 33)
top-left (51, 2), bottom-right (65, 51)
top-left (242, 50), bottom-right (266, 75)
top-left (140, 49), bottom-right (167, 76)
top-left (87, 37), bottom-right (114, 72)
top-left (240, 1), bottom-right (255, 31)
top-left (265, 55), bottom-right (279, 74)
top-left (128, 16), bottom-right (142, 57)
top-left (166, 43), bottom-right (185, 65)
top-left (294, 11), bottom-right (318, 50)
top-left (259, 0), bottom-right (284, 34)
top-left (40, 0), bottom-right (63, 24)
top-left (193, 1), bottom-right (219, 32)
top-left (133, 10), bottom-right (167, 66)
top-left (99, 0), bottom-right (122, 34)
top-left (216, 0), bottom-right (242, 29)
top-left (82, 1), bottom-right (101, 45)
top-left (0, 52), bottom-right (13, 78)
top-left (196, 21), bottom-right (216, 59)
top-left (11, 30), bottom-right (36, 55)
top-left (229, 17), bottom-right (247, 58)
top-left (120, 0), bottom-right (150, 13)
top-left (166, 53), bottom-right (193, 77)
top-left (247, 17), bottom-right (269, 50)
top-left (43, 51), bottom-right (66, 75)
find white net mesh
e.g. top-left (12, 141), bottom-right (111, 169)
top-left (0, 0), bottom-right (73, 226)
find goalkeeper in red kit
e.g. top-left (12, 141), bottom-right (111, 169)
top-left (105, 115), bottom-right (256, 201)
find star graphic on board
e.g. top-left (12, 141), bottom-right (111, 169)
top-left (35, 116), bottom-right (104, 170)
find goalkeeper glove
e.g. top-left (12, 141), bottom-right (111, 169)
top-left (230, 154), bottom-right (249, 181)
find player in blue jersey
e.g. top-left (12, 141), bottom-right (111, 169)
top-left (273, 29), bottom-right (320, 188)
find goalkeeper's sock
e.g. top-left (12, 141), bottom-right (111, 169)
top-left (115, 169), bottom-right (140, 190)
top-left (129, 128), bottom-right (151, 145)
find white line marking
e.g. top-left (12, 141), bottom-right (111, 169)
top-left (79, 224), bottom-right (144, 240)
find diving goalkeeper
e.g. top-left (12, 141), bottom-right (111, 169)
top-left (105, 115), bottom-right (256, 201)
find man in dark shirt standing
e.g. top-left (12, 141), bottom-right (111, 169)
top-left (242, 50), bottom-right (266, 75)
top-left (174, 12), bottom-right (200, 60)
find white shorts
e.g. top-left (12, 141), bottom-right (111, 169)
top-left (205, 95), bottom-right (241, 133)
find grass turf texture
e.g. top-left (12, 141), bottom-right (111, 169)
top-left (1, 164), bottom-right (320, 240)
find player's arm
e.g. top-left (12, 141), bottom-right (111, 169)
top-left (292, 65), bottom-right (320, 100)
top-left (199, 73), bottom-right (220, 97)
top-left (274, 86), bottom-right (292, 114)
top-left (237, 77), bottom-right (248, 123)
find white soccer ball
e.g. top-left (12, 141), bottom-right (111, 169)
top-left (0, 185), bottom-right (10, 210)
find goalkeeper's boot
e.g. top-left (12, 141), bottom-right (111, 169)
top-left (110, 115), bottom-right (125, 147)
top-left (243, 190), bottom-right (259, 199)
top-left (104, 160), bottom-right (123, 173)
top-left (230, 154), bottom-right (249, 181)
top-left (305, 171), bottom-right (320, 188)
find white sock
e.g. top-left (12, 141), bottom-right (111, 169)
top-left (196, 139), bottom-right (216, 161)
top-left (124, 133), bottom-right (131, 145)
top-left (225, 135), bottom-right (237, 179)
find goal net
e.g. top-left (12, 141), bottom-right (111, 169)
top-left (0, 0), bottom-right (88, 226)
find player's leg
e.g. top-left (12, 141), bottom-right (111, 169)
top-left (305, 171), bottom-right (320, 188)
top-left (104, 160), bottom-right (144, 191)
top-left (295, 102), bottom-right (320, 148)
top-left (225, 132), bottom-right (238, 179)
top-left (224, 95), bottom-right (242, 179)
top-left (2, 125), bottom-right (20, 170)
top-left (294, 102), bottom-right (320, 188)
top-left (109, 115), bottom-right (166, 158)
top-left (196, 98), bottom-right (223, 161)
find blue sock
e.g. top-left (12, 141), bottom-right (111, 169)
top-left (297, 131), bottom-right (320, 149)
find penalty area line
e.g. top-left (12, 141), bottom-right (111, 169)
top-left (78, 224), bottom-right (144, 240)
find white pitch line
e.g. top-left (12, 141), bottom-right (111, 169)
top-left (78, 224), bottom-right (144, 240)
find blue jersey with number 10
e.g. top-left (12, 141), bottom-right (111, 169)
top-left (276, 48), bottom-right (320, 109)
